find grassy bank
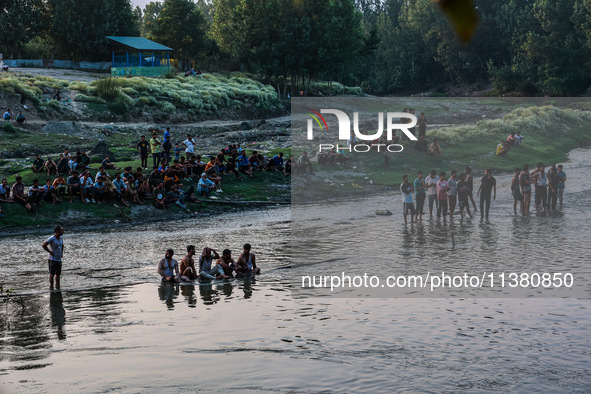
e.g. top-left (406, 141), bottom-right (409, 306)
top-left (0, 148), bottom-right (291, 229)
top-left (294, 104), bottom-right (591, 199)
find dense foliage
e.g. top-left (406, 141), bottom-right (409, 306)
top-left (2, 0), bottom-right (591, 95)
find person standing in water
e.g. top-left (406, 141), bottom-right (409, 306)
top-left (520, 164), bottom-right (532, 213)
top-left (42, 226), bottom-right (65, 289)
top-left (556, 164), bottom-right (567, 208)
top-left (511, 168), bottom-right (523, 215)
top-left (477, 169), bottom-right (496, 220)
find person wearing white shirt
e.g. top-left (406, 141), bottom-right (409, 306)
top-left (182, 134), bottom-right (196, 156)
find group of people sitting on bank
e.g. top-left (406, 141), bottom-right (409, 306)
top-left (3, 109), bottom-right (27, 124)
top-left (0, 138), bottom-right (294, 216)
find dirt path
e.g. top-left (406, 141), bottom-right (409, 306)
top-left (10, 68), bottom-right (103, 83)
top-left (24, 115), bottom-right (291, 130)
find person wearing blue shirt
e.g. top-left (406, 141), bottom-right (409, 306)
top-left (198, 173), bottom-right (216, 198)
top-left (112, 173), bottom-right (130, 206)
top-left (42, 178), bottom-right (61, 205)
top-left (94, 176), bottom-right (107, 204)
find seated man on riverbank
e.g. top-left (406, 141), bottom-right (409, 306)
top-left (157, 249), bottom-right (181, 283)
top-left (153, 182), bottom-right (167, 209)
top-left (31, 154), bottom-right (44, 173)
top-left (199, 247), bottom-right (230, 279)
top-left (0, 179), bottom-right (11, 200)
top-left (415, 136), bottom-right (428, 153)
top-left (236, 243), bottom-right (261, 275)
top-left (12, 176), bottom-right (34, 211)
top-left (16, 111), bottom-right (26, 124)
top-left (197, 173), bottom-right (216, 198)
top-left (428, 139), bottom-right (441, 156)
top-left (297, 151), bottom-right (313, 175)
top-left (44, 158), bottom-right (58, 175)
top-left (101, 155), bottom-right (118, 170)
top-left (496, 140), bottom-right (510, 156)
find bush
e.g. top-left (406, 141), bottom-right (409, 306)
top-left (74, 93), bottom-right (106, 104)
top-left (2, 122), bottom-right (16, 133)
top-left (109, 95), bottom-right (130, 115)
top-left (93, 77), bottom-right (121, 101)
top-left (91, 155), bottom-right (103, 164)
top-left (48, 100), bottom-right (61, 110)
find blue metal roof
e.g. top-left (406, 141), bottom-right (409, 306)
top-left (106, 36), bottom-right (173, 51)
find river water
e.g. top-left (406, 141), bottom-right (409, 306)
top-left (1, 150), bottom-right (590, 392)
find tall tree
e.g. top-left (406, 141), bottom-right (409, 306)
top-left (0, 0), bottom-right (45, 58)
top-left (47, 0), bottom-right (139, 61)
top-left (149, 0), bottom-right (210, 69)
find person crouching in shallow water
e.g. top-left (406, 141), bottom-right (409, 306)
top-left (180, 245), bottom-right (198, 281)
top-left (236, 243), bottom-right (261, 275)
top-left (158, 249), bottom-right (180, 283)
top-left (199, 247), bottom-right (230, 279)
top-left (216, 249), bottom-right (237, 278)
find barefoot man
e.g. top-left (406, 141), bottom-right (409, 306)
top-left (180, 245), bottom-right (198, 281)
top-left (42, 226), bottom-right (64, 289)
top-left (236, 243), bottom-right (261, 274)
top-left (157, 249), bottom-right (180, 283)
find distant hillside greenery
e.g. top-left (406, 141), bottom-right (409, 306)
top-left (0, 73), bottom-right (282, 117)
top-left (2, 0), bottom-right (591, 95)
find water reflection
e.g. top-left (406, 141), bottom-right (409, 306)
top-left (158, 277), bottom-right (257, 308)
top-left (49, 291), bottom-right (66, 340)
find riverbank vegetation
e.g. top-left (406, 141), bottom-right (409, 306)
top-left (3, 0), bottom-right (591, 96)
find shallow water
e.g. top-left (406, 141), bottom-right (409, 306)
top-left (1, 151), bottom-right (591, 392)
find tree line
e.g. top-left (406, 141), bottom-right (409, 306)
top-left (1, 0), bottom-right (590, 95)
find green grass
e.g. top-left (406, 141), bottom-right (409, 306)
top-left (300, 105), bottom-right (591, 194)
top-left (0, 151), bottom-right (291, 228)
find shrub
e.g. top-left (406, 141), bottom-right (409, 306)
top-left (48, 100), bottom-right (61, 110)
top-left (2, 122), bottom-right (16, 133)
top-left (91, 155), bottom-right (103, 163)
top-left (74, 94), bottom-right (106, 104)
top-left (109, 95), bottom-right (130, 115)
top-left (93, 77), bottom-right (120, 101)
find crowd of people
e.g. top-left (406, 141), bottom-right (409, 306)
top-left (399, 162), bottom-right (566, 224)
top-left (0, 127), bottom-right (292, 217)
top-left (41, 225), bottom-right (260, 290)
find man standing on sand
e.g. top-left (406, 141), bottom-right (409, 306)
top-left (157, 249), bottom-right (181, 282)
top-left (477, 169), bottom-right (496, 220)
top-left (180, 245), bottom-right (198, 281)
top-left (425, 169), bottom-right (438, 219)
top-left (42, 226), bottom-right (64, 289)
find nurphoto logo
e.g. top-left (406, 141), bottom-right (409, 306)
top-left (306, 109), bottom-right (418, 152)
